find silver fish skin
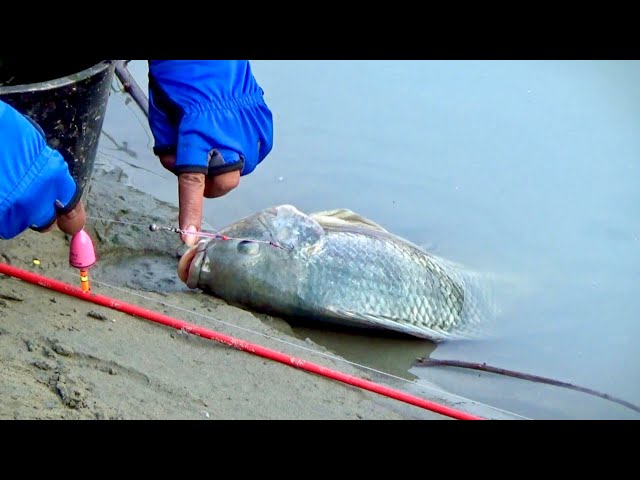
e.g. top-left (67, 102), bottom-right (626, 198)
top-left (184, 205), bottom-right (495, 342)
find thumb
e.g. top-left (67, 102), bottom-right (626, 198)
top-left (56, 200), bottom-right (86, 236)
top-left (178, 172), bottom-right (205, 246)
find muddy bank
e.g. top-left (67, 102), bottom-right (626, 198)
top-left (0, 156), bottom-right (457, 420)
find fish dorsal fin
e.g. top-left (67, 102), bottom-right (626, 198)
top-left (308, 208), bottom-right (467, 279)
top-left (309, 208), bottom-right (390, 233)
top-left (309, 208), bottom-right (434, 260)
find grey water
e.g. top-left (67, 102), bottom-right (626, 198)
top-left (97, 60), bottom-right (640, 419)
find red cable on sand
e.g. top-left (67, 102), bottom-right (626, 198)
top-left (0, 262), bottom-right (484, 420)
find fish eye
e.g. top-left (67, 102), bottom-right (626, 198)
top-left (237, 240), bottom-right (260, 256)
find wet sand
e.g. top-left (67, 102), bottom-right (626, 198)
top-left (0, 157), bottom-right (453, 420)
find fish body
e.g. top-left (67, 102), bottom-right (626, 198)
top-left (182, 205), bottom-right (496, 342)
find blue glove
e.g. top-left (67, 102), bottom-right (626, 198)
top-left (0, 100), bottom-right (80, 240)
top-left (148, 60), bottom-right (274, 177)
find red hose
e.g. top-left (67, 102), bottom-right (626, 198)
top-left (0, 262), bottom-right (485, 420)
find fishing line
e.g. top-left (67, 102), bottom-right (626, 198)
top-left (45, 258), bottom-right (531, 420)
top-left (86, 216), bottom-right (293, 250)
top-left (87, 216), bottom-right (157, 229)
top-left (95, 149), bottom-right (166, 179)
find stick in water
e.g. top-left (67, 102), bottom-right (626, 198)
top-left (414, 358), bottom-right (640, 415)
top-left (114, 60), bottom-right (149, 117)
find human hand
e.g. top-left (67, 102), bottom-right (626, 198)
top-left (156, 154), bottom-right (241, 246)
top-left (0, 100), bottom-right (85, 240)
top-left (147, 60), bottom-right (274, 246)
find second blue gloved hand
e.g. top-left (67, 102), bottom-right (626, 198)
top-left (0, 100), bottom-right (82, 240)
top-left (148, 60), bottom-right (274, 177)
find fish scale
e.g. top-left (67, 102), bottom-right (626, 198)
top-left (300, 230), bottom-right (470, 336)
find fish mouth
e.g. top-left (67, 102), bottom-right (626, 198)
top-left (178, 240), bottom-right (208, 289)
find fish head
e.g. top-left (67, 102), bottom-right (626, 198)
top-left (179, 205), bottom-right (324, 292)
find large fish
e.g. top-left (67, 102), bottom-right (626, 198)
top-left (178, 205), bottom-right (499, 342)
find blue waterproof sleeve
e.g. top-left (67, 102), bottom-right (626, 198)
top-left (148, 60), bottom-right (274, 177)
top-left (0, 100), bottom-right (80, 240)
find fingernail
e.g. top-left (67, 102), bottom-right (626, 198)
top-left (182, 225), bottom-right (198, 246)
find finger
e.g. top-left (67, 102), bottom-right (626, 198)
top-left (159, 153), bottom-right (176, 173)
top-left (203, 170), bottom-right (241, 198)
top-left (177, 244), bottom-right (199, 284)
top-left (56, 200), bottom-right (86, 236)
top-left (178, 172), bottom-right (205, 246)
